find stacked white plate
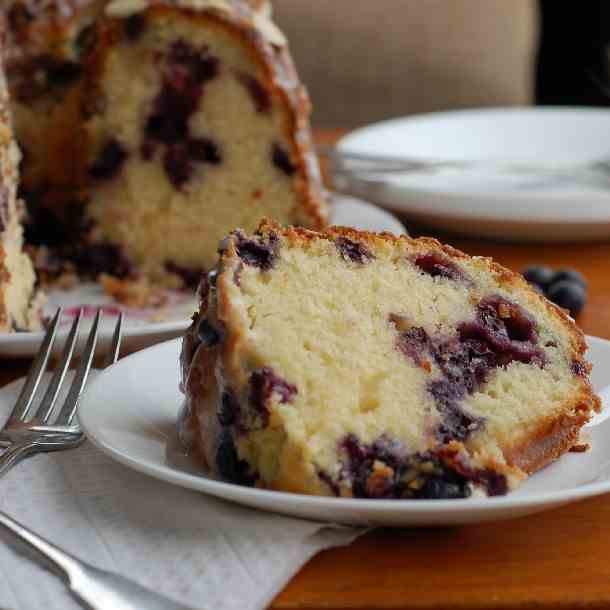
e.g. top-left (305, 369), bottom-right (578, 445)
top-left (338, 107), bottom-right (610, 242)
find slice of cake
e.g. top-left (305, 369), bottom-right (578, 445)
top-left (0, 16), bottom-right (42, 332)
top-left (179, 221), bottom-right (600, 498)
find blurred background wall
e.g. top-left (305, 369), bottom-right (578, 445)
top-left (273, 1), bottom-right (538, 128)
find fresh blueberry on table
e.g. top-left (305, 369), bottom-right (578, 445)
top-left (521, 265), bottom-right (587, 317)
top-left (551, 268), bottom-right (587, 290)
top-left (521, 265), bottom-right (555, 291)
top-left (546, 281), bottom-right (587, 317)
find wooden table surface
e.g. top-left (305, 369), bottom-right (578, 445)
top-left (4, 131), bottom-right (610, 609)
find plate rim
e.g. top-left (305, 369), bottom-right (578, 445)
top-left (338, 105), bottom-right (610, 157)
top-left (78, 335), bottom-right (610, 517)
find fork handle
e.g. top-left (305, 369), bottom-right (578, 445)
top-left (0, 438), bottom-right (82, 479)
top-left (0, 508), bottom-right (78, 579)
top-left (0, 443), bottom-right (35, 478)
top-left (0, 510), bottom-right (195, 609)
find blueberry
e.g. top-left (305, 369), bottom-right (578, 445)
top-left (429, 379), bottom-right (484, 443)
top-left (393, 324), bottom-right (430, 367)
top-left (125, 14), bottom-right (146, 40)
top-left (479, 470), bottom-right (509, 496)
top-left (522, 265), bottom-right (554, 290)
top-left (249, 367), bottom-right (297, 425)
top-left (143, 41), bottom-right (220, 188)
top-left (89, 140), bottom-right (128, 180)
top-left (218, 391), bottom-right (240, 426)
top-left (414, 477), bottom-right (469, 500)
top-left (216, 430), bottom-right (254, 486)
top-left (551, 268), bottom-right (587, 290)
top-left (546, 280), bottom-right (586, 317)
top-left (335, 237), bottom-right (375, 265)
top-left (415, 253), bottom-right (465, 281)
top-left (188, 138), bottom-right (222, 164)
top-left (234, 233), bottom-right (278, 270)
top-left (272, 143), bottom-right (296, 176)
top-left (197, 319), bottom-right (220, 347)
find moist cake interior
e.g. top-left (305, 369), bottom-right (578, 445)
top-left (83, 5), bottom-right (325, 282)
top-left (233, 235), bottom-right (586, 492)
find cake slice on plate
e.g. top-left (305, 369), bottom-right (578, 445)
top-left (179, 220), bottom-right (599, 498)
top-left (0, 16), bottom-right (42, 332)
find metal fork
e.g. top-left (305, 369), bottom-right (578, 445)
top-left (0, 308), bottom-right (195, 609)
top-left (0, 307), bottom-right (122, 477)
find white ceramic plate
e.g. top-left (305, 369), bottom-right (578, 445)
top-left (338, 107), bottom-right (610, 242)
top-left (0, 195), bottom-right (405, 358)
top-left (79, 336), bottom-right (610, 527)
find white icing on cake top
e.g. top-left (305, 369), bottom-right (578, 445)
top-left (105, 0), bottom-right (286, 46)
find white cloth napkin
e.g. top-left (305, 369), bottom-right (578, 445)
top-left (0, 376), bottom-right (364, 610)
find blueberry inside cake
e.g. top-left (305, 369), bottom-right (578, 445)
top-left (179, 221), bottom-right (600, 499)
top-left (0, 16), bottom-right (42, 332)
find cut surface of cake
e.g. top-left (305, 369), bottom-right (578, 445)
top-left (5, 0), bottom-right (327, 290)
top-left (179, 221), bottom-right (600, 499)
top-left (0, 16), bottom-right (42, 332)
top-left (81, 0), bottom-right (326, 285)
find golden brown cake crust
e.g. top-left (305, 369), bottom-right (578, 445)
top-left (506, 410), bottom-right (590, 474)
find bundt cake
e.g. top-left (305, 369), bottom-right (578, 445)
top-left (179, 221), bottom-right (600, 499)
top-left (5, 0), bottom-right (327, 290)
top-left (0, 16), bottom-right (42, 332)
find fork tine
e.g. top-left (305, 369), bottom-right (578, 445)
top-left (33, 309), bottom-right (83, 424)
top-left (53, 310), bottom-right (101, 427)
top-left (9, 308), bottom-right (62, 423)
top-left (102, 312), bottom-right (123, 369)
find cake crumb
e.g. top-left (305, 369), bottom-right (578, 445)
top-left (569, 443), bottom-right (590, 453)
top-left (571, 429), bottom-right (592, 454)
